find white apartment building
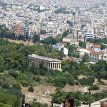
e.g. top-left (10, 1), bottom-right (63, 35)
top-left (89, 47), bottom-right (107, 62)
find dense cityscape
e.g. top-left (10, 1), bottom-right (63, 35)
top-left (0, 0), bottom-right (107, 107)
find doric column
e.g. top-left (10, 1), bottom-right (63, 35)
top-left (56, 63), bottom-right (58, 69)
top-left (59, 63), bottom-right (61, 69)
top-left (55, 63), bottom-right (56, 69)
top-left (50, 63), bottom-right (52, 69)
top-left (54, 63), bottom-right (56, 69)
top-left (57, 63), bottom-right (59, 69)
top-left (52, 63), bottom-right (54, 69)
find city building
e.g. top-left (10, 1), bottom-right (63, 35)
top-left (84, 33), bottom-right (94, 42)
top-left (91, 45), bottom-right (101, 52)
top-left (89, 48), bottom-right (107, 62)
top-left (24, 22), bottom-right (29, 39)
top-left (77, 48), bottom-right (90, 56)
top-left (52, 43), bottom-right (64, 51)
top-left (89, 51), bottom-right (104, 62)
top-left (11, 23), bottom-right (24, 36)
top-left (63, 47), bottom-right (68, 56)
top-left (28, 54), bottom-right (62, 71)
top-left (86, 42), bottom-right (93, 49)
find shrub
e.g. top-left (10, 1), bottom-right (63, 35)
top-left (1, 82), bottom-right (10, 89)
top-left (75, 99), bottom-right (81, 107)
top-left (99, 80), bottom-right (106, 85)
top-left (67, 77), bottom-right (75, 85)
top-left (21, 80), bottom-right (28, 87)
top-left (90, 85), bottom-right (99, 90)
top-left (31, 102), bottom-right (48, 107)
top-left (8, 70), bottom-right (18, 78)
top-left (0, 90), bottom-right (17, 107)
top-left (12, 83), bottom-right (21, 89)
top-left (28, 86), bottom-right (34, 92)
top-left (0, 103), bottom-right (12, 107)
top-left (53, 78), bottom-right (66, 88)
top-left (75, 80), bottom-right (79, 85)
top-left (79, 77), bottom-right (94, 86)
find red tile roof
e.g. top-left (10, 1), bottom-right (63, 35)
top-left (92, 45), bottom-right (101, 48)
top-left (90, 50), bottom-right (104, 55)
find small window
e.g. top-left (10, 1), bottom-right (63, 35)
top-left (104, 56), bottom-right (107, 58)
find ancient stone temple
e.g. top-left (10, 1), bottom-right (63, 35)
top-left (28, 54), bottom-right (62, 71)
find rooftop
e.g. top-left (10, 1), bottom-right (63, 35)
top-left (28, 54), bottom-right (61, 62)
top-left (90, 50), bottom-right (104, 55)
top-left (92, 45), bottom-right (101, 49)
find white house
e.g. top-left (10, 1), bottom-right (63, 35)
top-left (91, 45), bottom-right (101, 52)
top-left (63, 47), bottom-right (68, 56)
top-left (77, 48), bottom-right (90, 56)
top-left (89, 48), bottom-right (107, 62)
top-left (53, 43), bottom-right (64, 51)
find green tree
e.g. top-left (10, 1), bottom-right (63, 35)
top-left (0, 55), bottom-right (5, 72)
top-left (28, 86), bottom-right (34, 92)
top-left (0, 90), bottom-right (17, 107)
top-left (32, 33), bottom-right (40, 43)
top-left (79, 41), bottom-right (86, 48)
top-left (90, 84), bottom-right (99, 90)
top-left (31, 102), bottom-right (48, 107)
top-left (79, 76), bottom-right (94, 86)
top-left (83, 94), bottom-right (94, 107)
top-left (61, 29), bottom-right (70, 40)
top-left (68, 45), bottom-right (77, 57)
top-left (50, 51), bottom-right (59, 59)
top-left (41, 36), bottom-right (57, 45)
top-left (82, 54), bottom-right (90, 62)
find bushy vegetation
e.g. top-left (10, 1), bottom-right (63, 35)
top-left (0, 38), bottom-right (64, 72)
top-left (41, 36), bottom-right (58, 45)
top-left (0, 86), bottom-right (22, 107)
top-left (88, 38), bottom-right (107, 44)
top-left (28, 86), bottom-right (34, 92)
top-left (87, 38), bottom-right (107, 49)
top-left (79, 41), bottom-right (86, 48)
top-left (89, 84), bottom-right (99, 90)
top-left (79, 77), bottom-right (94, 86)
top-left (52, 90), bottom-right (107, 106)
top-left (0, 38), bottom-right (107, 106)
top-left (0, 38), bottom-right (64, 106)
top-left (31, 102), bottom-right (48, 107)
